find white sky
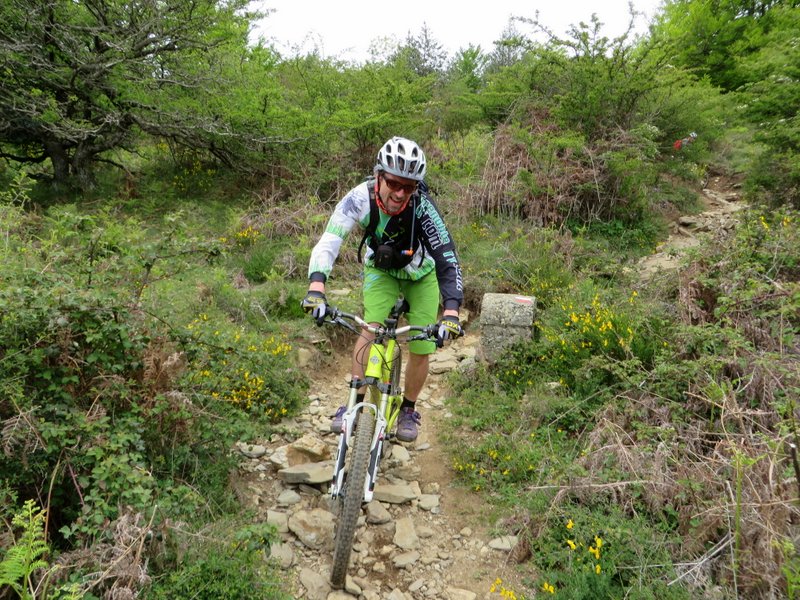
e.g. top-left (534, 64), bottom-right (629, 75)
top-left (250, 0), bottom-right (665, 62)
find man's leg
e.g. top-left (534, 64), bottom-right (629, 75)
top-left (403, 352), bottom-right (429, 402)
top-left (357, 267), bottom-right (399, 383)
top-left (401, 271), bottom-right (439, 405)
top-left (395, 351), bottom-right (430, 442)
top-left (395, 273), bottom-right (439, 442)
top-left (395, 352), bottom-right (427, 442)
top-left (351, 328), bottom-right (376, 384)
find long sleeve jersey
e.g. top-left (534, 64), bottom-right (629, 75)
top-left (308, 181), bottom-right (464, 311)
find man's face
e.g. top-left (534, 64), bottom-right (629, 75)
top-left (380, 173), bottom-right (417, 213)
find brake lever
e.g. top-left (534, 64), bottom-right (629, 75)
top-left (408, 326), bottom-right (438, 342)
top-left (335, 318), bottom-right (360, 334)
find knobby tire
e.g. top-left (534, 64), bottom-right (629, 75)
top-left (330, 408), bottom-right (375, 588)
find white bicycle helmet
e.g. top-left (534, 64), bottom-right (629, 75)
top-left (376, 137), bottom-right (427, 181)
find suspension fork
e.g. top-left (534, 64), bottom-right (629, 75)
top-left (330, 383), bottom-right (360, 500)
top-left (363, 341), bottom-right (397, 501)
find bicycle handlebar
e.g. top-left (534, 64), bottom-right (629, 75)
top-left (320, 305), bottom-right (439, 342)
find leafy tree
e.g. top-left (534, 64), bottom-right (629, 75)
top-left (514, 14), bottom-right (680, 141)
top-left (448, 45), bottom-right (489, 92)
top-left (736, 5), bottom-right (800, 205)
top-left (431, 45), bottom-right (490, 134)
top-left (485, 23), bottom-right (527, 74)
top-left (391, 23), bottom-right (448, 77)
top-left (652, 0), bottom-right (792, 91)
top-left (0, 0), bottom-right (261, 189)
top-left (268, 55), bottom-right (434, 196)
top-left (479, 52), bottom-right (539, 125)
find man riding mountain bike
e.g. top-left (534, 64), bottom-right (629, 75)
top-left (302, 136), bottom-right (464, 442)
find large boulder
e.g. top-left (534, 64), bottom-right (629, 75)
top-left (479, 293), bottom-right (537, 363)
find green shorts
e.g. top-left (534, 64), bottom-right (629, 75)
top-left (362, 266), bottom-right (440, 355)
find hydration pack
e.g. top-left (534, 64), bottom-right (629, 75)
top-left (357, 177), bottom-right (428, 270)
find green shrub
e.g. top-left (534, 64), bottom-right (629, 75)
top-left (225, 225), bottom-right (311, 287)
top-left (568, 216), bottom-right (666, 261)
top-left (0, 269), bottom-right (158, 540)
top-left (179, 312), bottom-right (305, 420)
top-left (142, 522), bottom-right (292, 600)
top-left (456, 218), bottom-right (574, 309)
top-left (494, 282), bottom-right (667, 411)
top-left (445, 364), bottom-right (583, 497)
top-left (0, 192), bottom-right (307, 545)
top-left (523, 504), bottom-right (689, 600)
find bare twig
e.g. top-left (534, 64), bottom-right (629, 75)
top-left (667, 533), bottom-right (732, 587)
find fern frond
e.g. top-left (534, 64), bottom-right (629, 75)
top-left (0, 499), bottom-right (51, 598)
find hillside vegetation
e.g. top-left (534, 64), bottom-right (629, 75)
top-left (1, 0), bottom-right (799, 598)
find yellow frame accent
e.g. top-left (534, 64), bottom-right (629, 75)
top-left (363, 339), bottom-right (402, 432)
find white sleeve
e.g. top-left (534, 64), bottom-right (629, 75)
top-left (308, 183), bottom-right (371, 279)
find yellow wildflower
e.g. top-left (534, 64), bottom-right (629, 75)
top-left (566, 539), bottom-right (577, 550)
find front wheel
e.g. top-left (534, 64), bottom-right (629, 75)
top-left (330, 408), bottom-right (375, 588)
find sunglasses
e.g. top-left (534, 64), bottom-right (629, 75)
top-left (381, 174), bottom-right (417, 194)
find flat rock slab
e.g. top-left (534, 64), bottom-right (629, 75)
top-left (278, 461), bottom-right (333, 485)
top-left (373, 482), bottom-right (418, 504)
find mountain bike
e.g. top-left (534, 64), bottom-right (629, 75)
top-left (319, 297), bottom-right (440, 589)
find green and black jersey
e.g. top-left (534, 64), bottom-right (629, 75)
top-left (308, 180), bottom-right (463, 312)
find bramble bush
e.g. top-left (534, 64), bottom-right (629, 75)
top-left (0, 267), bottom-right (159, 541)
top-left (0, 181), bottom-right (305, 598)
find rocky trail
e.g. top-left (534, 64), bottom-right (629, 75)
top-left (233, 332), bottom-right (520, 600)
top-left (637, 174), bottom-right (746, 279)
top-left (233, 174), bottom-right (746, 600)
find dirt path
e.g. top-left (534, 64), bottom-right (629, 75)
top-left (234, 331), bottom-right (523, 600)
top-left (637, 174), bottom-right (745, 279)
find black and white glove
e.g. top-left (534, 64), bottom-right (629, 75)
top-left (436, 315), bottom-right (462, 348)
top-left (301, 290), bottom-right (327, 324)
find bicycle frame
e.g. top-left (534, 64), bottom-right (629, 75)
top-left (330, 335), bottom-right (403, 504)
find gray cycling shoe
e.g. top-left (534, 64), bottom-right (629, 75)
top-left (396, 407), bottom-right (421, 442)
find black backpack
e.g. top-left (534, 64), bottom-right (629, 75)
top-left (357, 177), bottom-right (428, 270)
